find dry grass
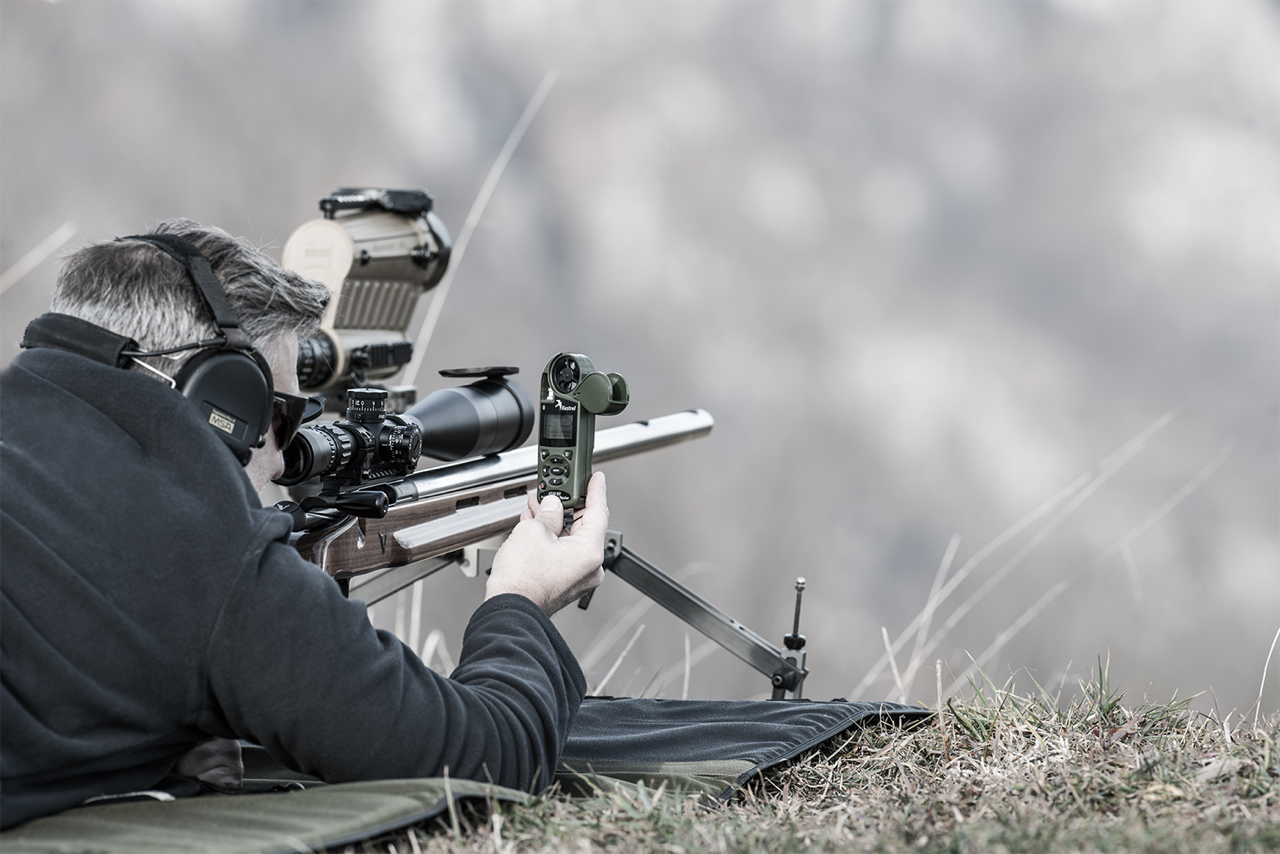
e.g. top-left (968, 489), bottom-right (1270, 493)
top-left (342, 664), bottom-right (1279, 854)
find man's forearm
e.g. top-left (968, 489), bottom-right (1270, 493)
top-left (444, 594), bottom-right (587, 790)
top-left (208, 543), bottom-right (585, 793)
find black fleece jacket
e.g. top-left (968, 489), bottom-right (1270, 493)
top-left (0, 349), bottom-right (586, 829)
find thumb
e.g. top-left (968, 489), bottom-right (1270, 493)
top-left (534, 493), bottom-right (565, 535)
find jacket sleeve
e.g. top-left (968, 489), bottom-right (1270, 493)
top-left (201, 532), bottom-right (585, 792)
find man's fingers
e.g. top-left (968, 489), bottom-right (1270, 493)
top-left (571, 471), bottom-right (609, 542)
top-left (534, 492), bottom-right (565, 535)
top-left (520, 489), bottom-right (539, 522)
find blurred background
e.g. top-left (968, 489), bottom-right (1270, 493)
top-left (3, 0), bottom-right (1277, 712)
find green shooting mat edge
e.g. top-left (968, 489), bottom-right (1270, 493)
top-left (0, 776), bottom-right (527, 854)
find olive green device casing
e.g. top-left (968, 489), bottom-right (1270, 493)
top-left (537, 353), bottom-right (628, 511)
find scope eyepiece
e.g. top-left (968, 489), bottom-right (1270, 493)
top-left (278, 424), bottom-right (347, 486)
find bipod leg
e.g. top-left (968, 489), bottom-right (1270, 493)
top-left (599, 535), bottom-right (807, 698)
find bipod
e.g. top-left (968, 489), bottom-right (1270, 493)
top-left (579, 531), bottom-right (810, 700)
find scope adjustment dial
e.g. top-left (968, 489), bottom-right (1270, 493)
top-left (346, 388), bottom-right (389, 424)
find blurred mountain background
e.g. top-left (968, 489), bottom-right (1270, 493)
top-left (3, 0), bottom-right (1277, 711)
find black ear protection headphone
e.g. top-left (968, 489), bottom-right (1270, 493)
top-left (21, 233), bottom-right (275, 466)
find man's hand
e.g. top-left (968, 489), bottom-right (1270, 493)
top-left (173, 738), bottom-right (244, 789)
top-left (486, 471), bottom-right (608, 616)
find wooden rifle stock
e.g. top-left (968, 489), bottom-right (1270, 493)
top-left (292, 409), bottom-right (714, 580)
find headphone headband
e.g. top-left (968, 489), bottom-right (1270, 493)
top-left (118, 233), bottom-right (251, 348)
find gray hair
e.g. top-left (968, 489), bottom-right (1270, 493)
top-left (50, 219), bottom-right (329, 375)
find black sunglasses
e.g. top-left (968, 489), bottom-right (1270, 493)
top-left (272, 392), bottom-right (325, 451)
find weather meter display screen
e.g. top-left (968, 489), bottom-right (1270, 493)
top-left (539, 404), bottom-right (576, 446)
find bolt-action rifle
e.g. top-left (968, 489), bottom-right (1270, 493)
top-left (285, 409), bottom-right (809, 699)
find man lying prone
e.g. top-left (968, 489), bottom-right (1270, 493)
top-left (0, 221), bottom-right (606, 828)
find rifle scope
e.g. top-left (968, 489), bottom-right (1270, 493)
top-left (275, 368), bottom-right (534, 488)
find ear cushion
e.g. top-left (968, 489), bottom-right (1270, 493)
top-left (175, 347), bottom-right (274, 465)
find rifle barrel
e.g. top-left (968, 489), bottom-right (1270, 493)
top-left (395, 409), bottom-right (715, 502)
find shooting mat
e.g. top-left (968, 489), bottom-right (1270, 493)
top-left (557, 697), bottom-right (932, 798)
top-left (0, 699), bottom-right (929, 854)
